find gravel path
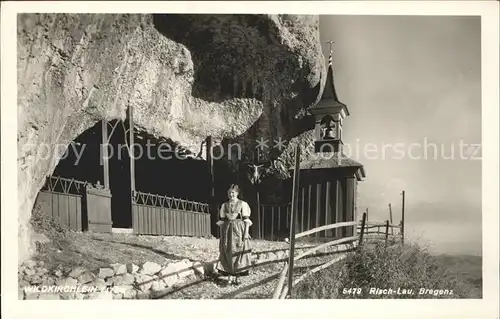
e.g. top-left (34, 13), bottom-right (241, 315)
top-left (159, 262), bottom-right (285, 299)
top-left (36, 231), bottom-right (344, 299)
top-left (88, 232), bottom-right (315, 261)
top-left (37, 231), bottom-right (312, 270)
top-left (157, 253), bottom-right (341, 299)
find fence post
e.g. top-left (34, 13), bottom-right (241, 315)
top-left (358, 212), bottom-right (367, 246)
top-left (278, 206), bottom-right (281, 233)
top-left (287, 145), bottom-right (301, 298)
top-left (261, 205), bottom-right (265, 240)
top-left (256, 188), bottom-right (261, 239)
top-left (388, 203), bottom-right (394, 235)
top-left (273, 265), bottom-right (289, 299)
top-left (401, 190), bottom-right (405, 246)
top-left (206, 136), bottom-right (218, 238)
top-left (271, 206), bottom-right (275, 241)
top-left (385, 220), bottom-right (389, 244)
top-left (128, 105), bottom-right (136, 193)
top-left (101, 120), bottom-right (110, 189)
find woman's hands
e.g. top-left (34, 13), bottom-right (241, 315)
top-left (243, 219), bottom-right (253, 226)
top-left (243, 224), bottom-right (251, 239)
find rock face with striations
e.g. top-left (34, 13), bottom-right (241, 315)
top-left (17, 13), bottom-right (326, 263)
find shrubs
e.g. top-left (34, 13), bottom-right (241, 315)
top-left (294, 241), bottom-right (481, 299)
top-left (30, 204), bottom-right (69, 250)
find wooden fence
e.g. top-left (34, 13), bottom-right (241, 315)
top-left (34, 176), bottom-right (115, 232)
top-left (272, 220), bottom-right (359, 299)
top-left (132, 191), bottom-right (211, 237)
top-left (357, 220), bottom-right (403, 245)
top-left (257, 204), bottom-right (291, 241)
top-left (272, 212), bottom-right (403, 299)
top-left (271, 146), bottom-right (404, 299)
top-left (34, 176), bottom-right (91, 231)
top-left (35, 191), bottom-right (83, 231)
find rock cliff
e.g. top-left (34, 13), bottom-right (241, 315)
top-left (17, 13), bottom-right (325, 263)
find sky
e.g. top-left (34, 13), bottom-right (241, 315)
top-left (319, 15), bottom-right (482, 256)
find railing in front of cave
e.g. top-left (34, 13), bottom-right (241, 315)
top-left (131, 190), bottom-right (211, 237)
top-left (34, 175), bottom-right (112, 232)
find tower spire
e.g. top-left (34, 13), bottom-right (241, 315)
top-left (326, 40), bottom-right (334, 67)
top-left (320, 40), bottom-right (345, 109)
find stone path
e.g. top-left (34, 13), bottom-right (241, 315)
top-left (159, 251), bottom-right (341, 299)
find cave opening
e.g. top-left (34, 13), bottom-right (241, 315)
top-left (50, 119), bottom-right (213, 230)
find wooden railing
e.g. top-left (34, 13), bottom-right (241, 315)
top-left (272, 212), bottom-right (404, 299)
top-left (272, 220), bottom-right (359, 299)
top-left (270, 145), bottom-right (404, 299)
top-left (357, 221), bottom-right (403, 244)
top-left (35, 175), bottom-right (105, 232)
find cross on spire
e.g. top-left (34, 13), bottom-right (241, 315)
top-left (314, 39), bottom-right (348, 112)
top-left (325, 40), bottom-right (335, 66)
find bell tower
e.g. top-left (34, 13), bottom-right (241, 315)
top-left (291, 40), bottom-right (366, 240)
top-left (310, 41), bottom-right (350, 153)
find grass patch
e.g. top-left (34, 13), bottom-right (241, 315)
top-left (28, 204), bottom-right (168, 272)
top-left (293, 241), bottom-right (482, 299)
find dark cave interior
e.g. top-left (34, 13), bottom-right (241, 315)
top-left (51, 119), bottom-right (232, 228)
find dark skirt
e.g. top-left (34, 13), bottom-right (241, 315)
top-left (217, 219), bottom-right (252, 276)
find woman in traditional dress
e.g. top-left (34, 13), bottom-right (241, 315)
top-left (216, 184), bottom-right (253, 285)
